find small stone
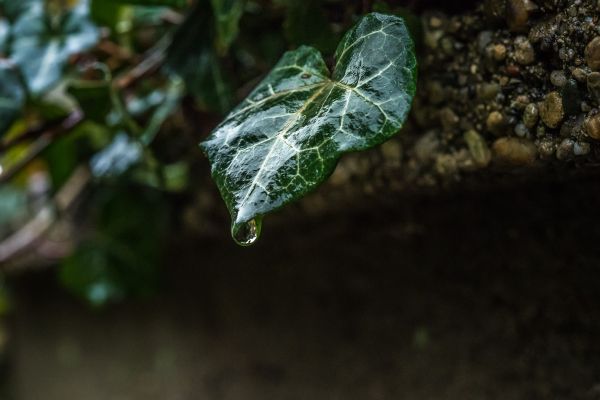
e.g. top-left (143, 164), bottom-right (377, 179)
top-left (556, 139), bottom-right (574, 160)
top-left (550, 70), bottom-right (567, 87)
top-left (585, 37), bottom-right (600, 71)
top-left (440, 107), bottom-right (460, 131)
top-left (587, 72), bottom-right (600, 104)
top-left (539, 92), bottom-right (564, 128)
top-left (512, 95), bottom-right (530, 110)
top-left (493, 137), bottom-right (537, 166)
top-left (573, 141), bottom-right (591, 156)
top-left (523, 103), bottom-right (539, 128)
top-left (515, 123), bottom-right (529, 137)
top-left (429, 16), bottom-right (443, 29)
top-left (427, 81), bottom-right (446, 105)
top-left (572, 68), bottom-right (588, 82)
top-left (486, 111), bottom-right (508, 135)
top-left (490, 44), bottom-right (507, 61)
top-left (559, 47), bottom-right (575, 62)
top-left (464, 130), bottom-right (492, 167)
top-left (584, 113), bottom-right (600, 140)
top-left (537, 137), bottom-right (556, 159)
top-left (507, 0), bottom-right (530, 32)
top-left (514, 36), bottom-right (535, 65)
top-left (477, 82), bottom-right (501, 100)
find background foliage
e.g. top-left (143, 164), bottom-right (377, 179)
top-left (0, 0), bottom-right (417, 306)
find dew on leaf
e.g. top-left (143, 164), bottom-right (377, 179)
top-left (231, 218), bottom-right (262, 246)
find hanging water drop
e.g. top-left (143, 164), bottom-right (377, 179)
top-left (231, 218), bottom-right (262, 246)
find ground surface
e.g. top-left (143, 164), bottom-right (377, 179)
top-left (8, 172), bottom-right (600, 400)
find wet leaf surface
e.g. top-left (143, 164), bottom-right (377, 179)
top-left (201, 13), bottom-right (417, 243)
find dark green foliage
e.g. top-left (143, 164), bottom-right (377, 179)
top-left (164, 2), bottom-right (233, 113)
top-left (59, 185), bottom-right (169, 307)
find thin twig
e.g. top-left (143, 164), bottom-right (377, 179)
top-left (114, 33), bottom-right (171, 90)
top-left (0, 166), bottom-right (91, 266)
top-left (0, 109), bottom-right (84, 185)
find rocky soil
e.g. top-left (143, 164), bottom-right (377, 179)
top-left (284, 0), bottom-right (600, 213)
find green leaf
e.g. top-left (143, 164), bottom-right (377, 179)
top-left (0, 18), bottom-right (9, 55)
top-left (90, 133), bottom-right (143, 178)
top-left (165, 3), bottom-right (232, 112)
top-left (200, 13), bottom-right (417, 245)
top-left (0, 61), bottom-right (26, 137)
top-left (67, 64), bottom-right (113, 123)
top-left (210, 0), bottom-right (245, 55)
top-left (9, 1), bottom-right (100, 95)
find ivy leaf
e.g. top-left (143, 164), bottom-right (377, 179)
top-left (201, 13), bottom-right (417, 245)
top-left (10, 1), bottom-right (100, 95)
top-left (0, 61), bottom-right (26, 137)
top-left (165, 3), bottom-right (232, 112)
top-left (210, 0), bottom-right (245, 55)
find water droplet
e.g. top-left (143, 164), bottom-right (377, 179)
top-left (301, 73), bottom-right (311, 79)
top-left (231, 218), bottom-right (262, 246)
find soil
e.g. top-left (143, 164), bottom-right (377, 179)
top-left (7, 173), bottom-right (600, 400)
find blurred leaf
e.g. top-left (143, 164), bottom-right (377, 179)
top-left (90, 0), bottom-right (132, 35)
top-left (90, 132), bottom-right (142, 178)
top-left (280, 0), bottom-right (336, 53)
top-left (165, 3), bottom-right (232, 113)
top-left (43, 134), bottom-right (78, 189)
top-left (59, 185), bottom-right (168, 307)
top-left (0, 185), bottom-right (28, 238)
top-left (103, 0), bottom-right (186, 7)
top-left (67, 64), bottom-right (113, 123)
top-left (0, 18), bottom-right (9, 55)
top-left (211, 0), bottom-right (245, 55)
top-left (0, 61), bottom-right (26, 137)
top-left (9, 0), bottom-right (100, 95)
top-left (139, 78), bottom-right (183, 145)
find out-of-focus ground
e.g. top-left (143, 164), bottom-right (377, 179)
top-left (8, 171), bottom-right (600, 400)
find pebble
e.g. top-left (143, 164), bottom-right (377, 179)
top-left (539, 92), bottom-right (564, 128)
top-left (489, 44), bottom-right (507, 61)
top-left (464, 130), bottom-right (491, 167)
top-left (573, 141), bottom-right (591, 156)
top-left (550, 70), bottom-right (567, 87)
top-left (514, 36), bottom-right (535, 65)
top-left (440, 107), bottom-right (460, 131)
top-left (486, 111), bottom-right (508, 135)
top-left (477, 82), bottom-right (501, 100)
top-left (515, 123), bottom-right (529, 137)
top-left (587, 72), bottom-right (600, 103)
top-left (507, 0), bottom-right (532, 32)
top-left (584, 113), bottom-right (600, 140)
top-left (572, 68), bottom-right (588, 82)
top-left (537, 137), bottom-right (556, 159)
top-left (492, 137), bottom-right (537, 166)
top-left (556, 138), bottom-right (575, 160)
top-left (585, 37), bottom-right (600, 71)
top-left (523, 103), bottom-right (539, 128)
